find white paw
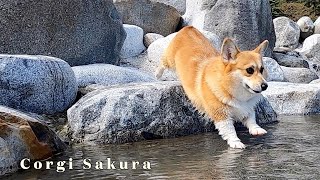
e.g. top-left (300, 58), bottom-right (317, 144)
top-left (249, 127), bottom-right (267, 136)
top-left (228, 140), bottom-right (246, 149)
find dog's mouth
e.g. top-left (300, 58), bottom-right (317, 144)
top-left (245, 84), bottom-right (261, 93)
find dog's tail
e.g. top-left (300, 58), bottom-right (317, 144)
top-left (155, 48), bottom-right (176, 79)
top-left (155, 56), bottom-right (167, 79)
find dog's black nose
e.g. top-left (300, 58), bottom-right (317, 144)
top-left (261, 83), bottom-right (268, 91)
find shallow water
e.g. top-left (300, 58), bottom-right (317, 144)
top-left (5, 115), bottom-right (320, 180)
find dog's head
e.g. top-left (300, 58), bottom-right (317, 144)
top-left (221, 38), bottom-right (269, 95)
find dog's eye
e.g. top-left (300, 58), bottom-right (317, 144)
top-left (260, 67), bottom-right (264, 74)
top-left (246, 67), bottom-right (254, 74)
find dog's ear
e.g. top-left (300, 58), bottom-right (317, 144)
top-left (254, 40), bottom-right (269, 56)
top-left (221, 38), bottom-right (239, 63)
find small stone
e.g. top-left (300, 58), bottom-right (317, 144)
top-left (263, 57), bottom-right (285, 82)
top-left (296, 16), bottom-right (314, 41)
top-left (144, 33), bottom-right (164, 48)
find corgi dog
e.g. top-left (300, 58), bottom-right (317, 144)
top-left (156, 26), bottom-right (269, 149)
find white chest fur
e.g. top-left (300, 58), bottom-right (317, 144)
top-left (229, 95), bottom-right (261, 121)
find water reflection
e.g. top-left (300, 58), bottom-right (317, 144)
top-left (6, 115), bottom-right (320, 179)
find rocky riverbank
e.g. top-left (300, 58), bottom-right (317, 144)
top-left (1, 0), bottom-right (320, 176)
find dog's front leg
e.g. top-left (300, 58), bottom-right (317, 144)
top-left (243, 111), bottom-right (267, 136)
top-left (215, 119), bottom-right (245, 149)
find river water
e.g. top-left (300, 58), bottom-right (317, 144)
top-left (5, 115), bottom-right (320, 180)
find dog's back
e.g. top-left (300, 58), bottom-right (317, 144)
top-left (156, 26), bottom-right (220, 110)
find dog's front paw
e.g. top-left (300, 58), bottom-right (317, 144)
top-left (249, 127), bottom-right (267, 136)
top-left (228, 140), bottom-right (246, 149)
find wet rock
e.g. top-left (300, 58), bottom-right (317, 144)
top-left (314, 17), bottom-right (320, 34)
top-left (281, 66), bottom-right (318, 84)
top-left (0, 55), bottom-right (77, 114)
top-left (67, 81), bottom-right (277, 144)
top-left (273, 51), bottom-right (309, 68)
top-left (120, 24), bottom-right (146, 58)
top-left (150, 0), bottom-right (186, 15)
top-left (263, 57), bottom-right (285, 82)
top-left (114, 0), bottom-right (181, 36)
top-left (262, 82), bottom-right (320, 115)
top-left (144, 33), bottom-right (164, 48)
top-left (183, 0), bottom-right (275, 57)
top-left (0, 0), bottom-right (126, 66)
top-left (0, 106), bottom-right (66, 176)
top-left (273, 17), bottom-right (300, 49)
top-left (300, 34), bottom-right (320, 59)
top-left (72, 64), bottom-right (156, 87)
top-left (296, 16), bottom-right (314, 42)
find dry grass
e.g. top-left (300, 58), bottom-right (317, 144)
top-left (280, 2), bottom-right (317, 21)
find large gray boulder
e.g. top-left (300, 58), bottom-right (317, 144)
top-left (281, 66), bottom-right (318, 84)
top-left (300, 34), bottom-right (320, 60)
top-left (72, 64), bottom-right (156, 87)
top-left (120, 24), bottom-right (146, 58)
top-left (0, 106), bottom-right (66, 176)
top-left (262, 82), bottom-right (320, 115)
top-left (114, 0), bottom-right (181, 36)
top-left (273, 17), bottom-right (300, 49)
top-left (67, 81), bottom-right (277, 144)
top-left (263, 57), bottom-right (285, 82)
top-left (0, 55), bottom-right (77, 114)
top-left (150, 0), bottom-right (186, 15)
top-left (0, 0), bottom-right (126, 66)
top-left (273, 51), bottom-right (309, 68)
top-left (183, 0), bottom-right (275, 57)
